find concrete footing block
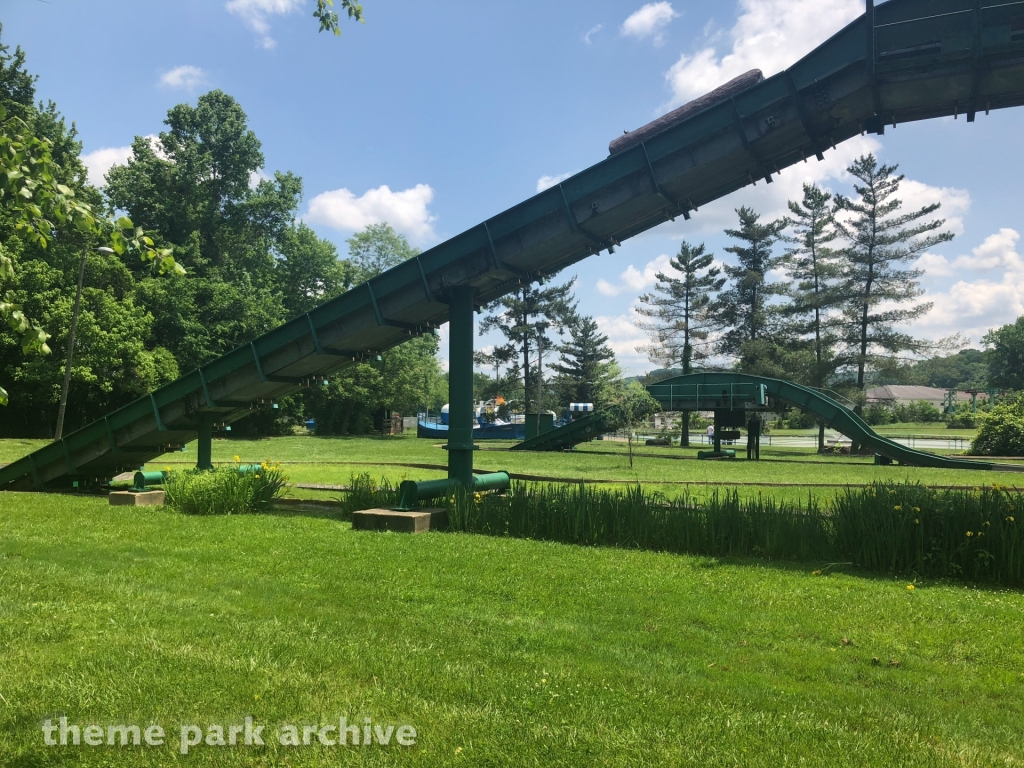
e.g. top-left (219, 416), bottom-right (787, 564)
top-left (352, 507), bottom-right (447, 534)
top-left (109, 490), bottom-right (166, 506)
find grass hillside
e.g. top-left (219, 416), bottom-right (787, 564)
top-left (2, 493), bottom-right (1023, 766)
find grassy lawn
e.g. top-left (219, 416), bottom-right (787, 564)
top-left (1, 493), bottom-right (1023, 766)
top-left (4, 435), bottom-right (1024, 504)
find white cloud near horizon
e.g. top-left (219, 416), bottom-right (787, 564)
top-left (596, 254), bottom-right (673, 297)
top-left (622, 2), bottom-right (679, 46)
top-left (536, 171), bottom-right (576, 193)
top-left (226, 0), bottom-right (301, 49)
top-left (596, 309), bottom-right (652, 371)
top-left (664, 0), bottom-right (861, 107)
top-left (912, 228), bottom-right (1024, 342)
top-left (159, 65), bottom-right (208, 90)
top-left (305, 184), bottom-right (438, 244)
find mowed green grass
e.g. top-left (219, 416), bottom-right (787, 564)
top-left (2, 493), bottom-right (1024, 767)
top-left (5, 434), bottom-right (1024, 504)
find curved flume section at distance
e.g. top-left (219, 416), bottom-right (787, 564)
top-left (647, 372), bottom-right (1024, 472)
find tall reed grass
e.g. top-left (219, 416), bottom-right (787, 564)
top-left (164, 463), bottom-right (288, 515)
top-left (344, 474), bottom-right (1024, 586)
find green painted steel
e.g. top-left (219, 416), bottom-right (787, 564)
top-left (511, 412), bottom-right (609, 452)
top-left (645, 382), bottom-right (767, 411)
top-left (395, 471), bottom-right (511, 510)
top-left (447, 286), bottom-right (475, 486)
top-left (648, 373), bottom-right (1024, 472)
top-left (4, 0), bottom-right (1024, 492)
top-left (132, 470), bottom-right (168, 490)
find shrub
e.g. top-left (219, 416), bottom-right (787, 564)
top-left (971, 394), bottom-right (1024, 456)
top-left (863, 403), bottom-right (893, 426)
top-left (944, 402), bottom-right (979, 430)
top-left (164, 463), bottom-right (288, 515)
top-left (892, 399), bottom-right (943, 424)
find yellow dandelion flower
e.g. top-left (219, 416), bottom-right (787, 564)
top-left (984, 520), bottom-right (991, 527)
top-left (455, 747), bottom-right (463, 755)
top-left (164, 466), bottom-right (171, 472)
top-left (812, 570), bottom-right (822, 576)
top-left (906, 584), bottom-right (915, 591)
top-left (966, 531), bottom-right (973, 537)
top-left (233, 455), bottom-right (241, 463)
top-left (913, 507), bottom-right (920, 513)
top-left (894, 505), bottom-right (903, 511)
top-left (914, 519), bottom-right (920, 524)
top-left (1007, 516), bottom-right (1016, 523)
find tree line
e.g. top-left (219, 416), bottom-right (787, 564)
top-left (0, 30), bottom-right (443, 437)
top-left (635, 156), bottom-right (958, 448)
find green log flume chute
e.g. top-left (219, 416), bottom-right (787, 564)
top-left (4, 0), bottom-right (1024, 491)
top-left (646, 372), bottom-right (1024, 471)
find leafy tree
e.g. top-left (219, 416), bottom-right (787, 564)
top-left (835, 155), bottom-right (953, 394)
top-left (105, 91), bottom-right (316, 369)
top-left (604, 379), bottom-right (660, 469)
top-left (716, 207), bottom-right (788, 360)
top-left (971, 394), bottom-right (1024, 456)
top-left (277, 222), bottom-right (352, 316)
top-left (549, 312), bottom-right (617, 406)
top-left (983, 316), bottom-right (1024, 390)
top-left (636, 241), bottom-right (724, 446)
top-left (479, 279), bottom-right (576, 414)
top-left (314, 0), bottom-right (365, 36)
top-left (0, 30), bottom-right (177, 406)
top-left (781, 184), bottom-right (846, 449)
top-left (345, 223), bottom-right (417, 282)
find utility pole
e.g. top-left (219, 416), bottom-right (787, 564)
top-left (54, 246), bottom-right (113, 441)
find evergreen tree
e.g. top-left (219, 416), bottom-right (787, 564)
top-left (635, 241), bottom-right (724, 446)
top-left (717, 207), bottom-right (788, 359)
top-left (782, 183), bottom-right (845, 450)
top-left (549, 312), bottom-right (617, 406)
top-left (478, 278), bottom-right (576, 414)
top-left (835, 155), bottom-right (953, 395)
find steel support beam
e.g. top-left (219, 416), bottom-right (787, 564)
top-left (197, 413), bottom-right (214, 471)
top-left (447, 285), bottom-right (475, 487)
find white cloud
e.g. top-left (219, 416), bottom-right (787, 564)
top-left (159, 65), bottom-right (208, 90)
top-left (81, 135), bottom-right (163, 186)
top-left (81, 146), bottom-right (133, 187)
top-left (622, 2), bottom-right (680, 46)
top-left (584, 24), bottom-right (603, 45)
top-left (596, 254), bottom-right (673, 297)
top-left (596, 309), bottom-right (653, 372)
top-left (305, 184), bottom-right (437, 244)
top-left (249, 168), bottom-right (272, 189)
top-left (655, 134), bottom-right (970, 244)
top-left (536, 171), bottom-right (576, 193)
top-left (226, 0), bottom-right (301, 49)
top-left (664, 0), bottom-right (861, 107)
top-left (911, 229), bottom-right (1024, 342)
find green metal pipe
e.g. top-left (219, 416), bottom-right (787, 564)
top-left (395, 471), bottom-right (511, 511)
top-left (133, 470), bottom-right (168, 490)
top-left (447, 285), bottom-right (475, 487)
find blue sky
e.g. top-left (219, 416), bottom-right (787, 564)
top-left (6, 0), bottom-right (1024, 374)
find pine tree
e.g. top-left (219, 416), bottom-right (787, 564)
top-left (549, 312), bottom-right (616, 406)
top-left (782, 183), bottom-right (845, 450)
top-left (717, 207), bottom-right (788, 360)
top-left (478, 278), bottom-right (575, 414)
top-left (635, 241), bottom-right (724, 446)
top-left (835, 155), bottom-right (953, 395)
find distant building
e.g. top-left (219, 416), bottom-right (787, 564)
top-left (866, 385), bottom-right (988, 409)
